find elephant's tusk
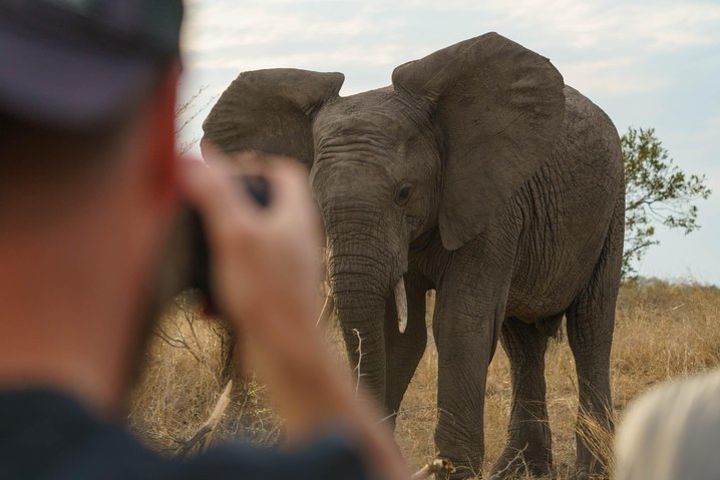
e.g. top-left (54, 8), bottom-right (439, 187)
top-left (315, 293), bottom-right (335, 328)
top-left (394, 277), bottom-right (408, 334)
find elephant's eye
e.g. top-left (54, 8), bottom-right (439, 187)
top-left (394, 183), bottom-right (413, 206)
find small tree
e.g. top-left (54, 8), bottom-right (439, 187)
top-left (622, 127), bottom-right (711, 278)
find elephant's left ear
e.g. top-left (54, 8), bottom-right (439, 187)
top-left (392, 33), bottom-right (565, 250)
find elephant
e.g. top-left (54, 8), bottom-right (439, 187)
top-left (200, 32), bottom-right (625, 479)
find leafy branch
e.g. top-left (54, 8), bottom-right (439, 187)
top-left (622, 127), bottom-right (711, 277)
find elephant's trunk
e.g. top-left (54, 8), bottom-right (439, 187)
top-left (321, 202), bottom-right (407, 406)
top-left (327, 240), bottom-right (399, 402)
top-left (331, 270), bottom-right (388, 401)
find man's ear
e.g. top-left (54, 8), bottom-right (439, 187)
top-left (201, 68), bottom-right (345, 168)
top-left (147, 62), bottom-right (182, 208)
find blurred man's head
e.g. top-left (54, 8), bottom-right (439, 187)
top-left (0, 106), bottom-right (147, 226)
top-left (0, 0), bottom-right (184, 414)
top-left (616, 370), bottom-right (720, 480)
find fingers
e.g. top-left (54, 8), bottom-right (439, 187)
top-left (201, 147), bottom-right (311, 211)
top-left (265, 160), bottom-right (314, 209)
top-left (265, 162), bottom-right (323, 250)
top-left (259, 159), bottom-right (318, 223)
top-left (205, 145), bottom-right (289, 178)
top-left (178, 158), bottom-right (258, 250)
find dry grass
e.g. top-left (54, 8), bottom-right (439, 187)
top-left (129, 297), bottom-right (281, 455)
top-left (129, 280), bottom-right (720, 478)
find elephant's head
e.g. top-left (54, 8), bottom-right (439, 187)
top-left (200, 33), bottom-right (565, 405)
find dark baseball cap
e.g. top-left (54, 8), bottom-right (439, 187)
top-left (0, 0), bottom-right (183, 129)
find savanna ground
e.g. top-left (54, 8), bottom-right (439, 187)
top-left (129, 280), bottom-right (720, 479)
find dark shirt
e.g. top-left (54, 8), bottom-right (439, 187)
top-left (0, 390), bottom-right (373, 480)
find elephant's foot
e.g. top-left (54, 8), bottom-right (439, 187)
top-left (433, 464), bottom-right (479, 480)
top-left (574, 457), bottom-right (609, 480)
top-left (430, 453), bottom-right (482, 480)
top-left (575, 468), bottom-right (606, 480)
top-left (574, 469), bottom-right (588, 480)
top-left (489, 444), bottom-right (552, 480)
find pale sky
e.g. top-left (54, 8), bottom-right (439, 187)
top-left (178, 0), bottom-right (720, 284)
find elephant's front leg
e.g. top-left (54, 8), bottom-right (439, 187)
top-left (383, 274), bottom-right (429, 428)
top-left (432, 269), bottom-right (508, 479)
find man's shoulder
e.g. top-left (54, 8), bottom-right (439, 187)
top-left (0, 389), bottom-right (166, 480)
top-left (182, 432), bottom-right (372, 480)
top-left (0, 390), bottom-right (373, 480)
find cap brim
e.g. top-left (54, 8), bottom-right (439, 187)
top-left (0, 27), bottom-right (158, 129)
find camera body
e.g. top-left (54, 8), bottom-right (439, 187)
top-left (160, 175), bottom-right (270, 312)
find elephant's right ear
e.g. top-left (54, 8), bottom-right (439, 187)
top-left (201, 68), bottom-right (344, 167)
top-left (392, 33), bottom-right (564, 251)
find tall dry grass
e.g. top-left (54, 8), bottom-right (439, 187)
top-left (129, 280), bottom-right (720, 478)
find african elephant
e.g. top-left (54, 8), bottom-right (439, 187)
top-left (201, 32), bottom-right (624, 479)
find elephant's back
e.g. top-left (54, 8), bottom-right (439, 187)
top-left (554, 86), bottom-right (624, 226)
top-left (506, 85), bottom-right (624, 321)
top-left (560, 85), bottom-right (624, 183)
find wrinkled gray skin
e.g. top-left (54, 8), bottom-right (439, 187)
top-left (201, 33), bottom-right (624, 479)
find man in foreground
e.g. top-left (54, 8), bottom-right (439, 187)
top-left (0, 1), bottom-right (408, 479)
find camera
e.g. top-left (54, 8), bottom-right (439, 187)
top-left (161, 175), bottom-right (271, 312)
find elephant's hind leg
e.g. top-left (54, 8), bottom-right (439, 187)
top-left (490, 316), bottom-right (553, 479)
top-left (567, 196), bottom-right (624, 480)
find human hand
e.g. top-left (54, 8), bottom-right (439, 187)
top-left (179, 150), bottom-right (322, 337)
top-left (179, 150), bottom-right (337, 426)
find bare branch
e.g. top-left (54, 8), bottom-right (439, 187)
top-left (352, 328), bottom-right (364, 395)
top-left (176, 380), bottom-right (234, 458)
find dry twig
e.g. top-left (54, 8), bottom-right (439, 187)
top-left (315, 293), bottom-right (335, 328)
top-left (177, 380), bottom-right (234, 458)
top-left (352, 328), bottom-right (364, 394)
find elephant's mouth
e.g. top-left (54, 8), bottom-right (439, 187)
top-left (322, 275), bottom-right (407, 333)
